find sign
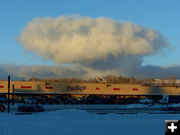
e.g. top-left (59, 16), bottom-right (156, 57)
top-left (132, 88), bottom-right (138, 91)
top-left (21, 86), bottom-right (32, 89)
top-left (45, 86), bottom-right (53, 89)
top-left (66, 85), bottom-right (87, 91)
top-left (113, 88), bottom-right (120, 90)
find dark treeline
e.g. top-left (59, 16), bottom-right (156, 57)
top-left (28, 75), bottom-right (144, 84)
top-left (27, 75), bottom-right (180, 87)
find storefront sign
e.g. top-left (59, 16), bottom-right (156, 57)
top-left (66, 85), bottom-right (87, 91)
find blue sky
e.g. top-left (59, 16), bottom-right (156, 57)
top-left (0, 0), bottom-right (180, 66)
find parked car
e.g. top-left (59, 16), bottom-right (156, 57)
top-left (108, 97), bottom-right (117, 104)
top-left (94, 97), bottom-right (110, 104)
top-left (128, 97), bottom-right (139, 104)
top-left (24, 97), bottom-right (38, 104)
top-left (169, 96), bottom-right (180, 104)
top-left (79, 97), bottom-right (87, 104)
top-left (76, 97), bottom-right (83, 104)
top-left (157, 99), bottom-right (168, 104)
top-left (64, 97), bottom-right (78, 104)
top-left (85, 96), bottom-right (96, 104)
top-left (17, 105), bottom-right (45, 112)
top-left (37, 96), bottom-right (50, 104)
top-left (139, 98), bottom-right (154, 104)
top-left (33, 105), bottom-right (45, 112)
top-left (0, 95), bottom-right (8, 104)
top-left (52, 96), bottom-right (61, 104)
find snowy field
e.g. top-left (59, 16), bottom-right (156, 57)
top-left (1, 109), bottom-right (180, 135)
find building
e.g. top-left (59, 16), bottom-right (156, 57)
top-left (1, 81), bottom-right (180, 96)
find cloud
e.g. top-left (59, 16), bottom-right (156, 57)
top-left (0, 64), bottom-right (87, 80)
top-left (18, 15), bottom-right (168, 64)
top-left (5, 15), bottom-right (177, 80)
top-left (1, 64), bottom-right (180, 80)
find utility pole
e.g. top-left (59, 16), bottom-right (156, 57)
top-left (8, 76), bottom-right (10, 113)
top-left (12, 84), bottom-right (15, 106)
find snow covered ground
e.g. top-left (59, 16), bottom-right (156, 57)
top-left (1, 109), bottom-right (180, 135)
top-left (6, 103), bottom-right (167, 113)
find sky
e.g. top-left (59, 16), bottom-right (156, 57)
top-left (0, 0), bottom-right (180, 80)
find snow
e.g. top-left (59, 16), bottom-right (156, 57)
top-left (1, 109), bottom-right (180, 135)
top-left (7, 103), bottom-right (165, 110)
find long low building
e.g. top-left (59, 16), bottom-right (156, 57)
top-left (1, 81), bottom-right (180, 96)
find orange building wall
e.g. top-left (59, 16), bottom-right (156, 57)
top-left (1, 81), bottom-right (180, 95)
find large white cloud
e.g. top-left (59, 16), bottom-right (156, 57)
top-left (18, 15), bottom-right (168, 64)
top-left (8, 15), bottom-right (175, 80)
